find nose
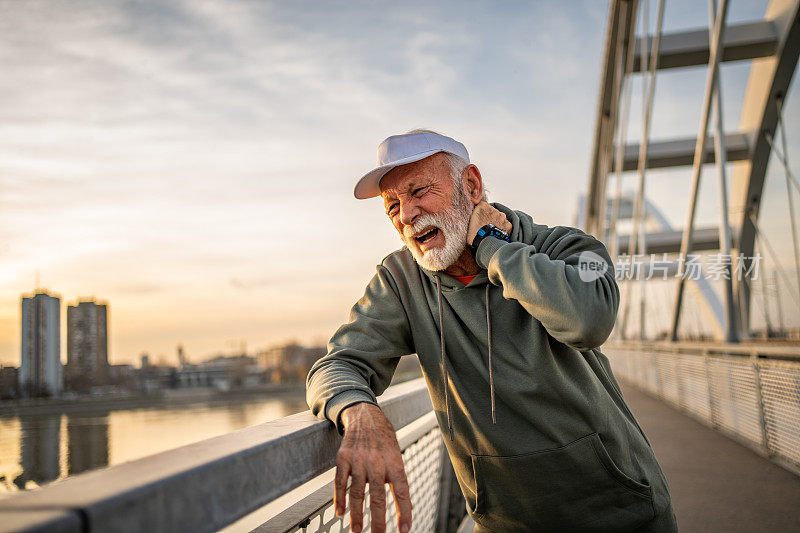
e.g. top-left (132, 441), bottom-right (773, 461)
top-left (399, 199), bottom-right (421, 227)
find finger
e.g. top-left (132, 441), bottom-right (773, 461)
top-left (388, 469), bottom-right (412, 533)
top-left (349, 472), bottom-right (366, 533)
top-left (368, 478), bottom-right (387, 533)
top-left (334, 458), bottom-right (350, 517)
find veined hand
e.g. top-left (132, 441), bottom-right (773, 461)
top-left (336, 402), bottom-right (412, 533)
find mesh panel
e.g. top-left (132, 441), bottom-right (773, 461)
top-left (707, 357), bottom-right (764, 445)
top-left (657, 352), bottom-right (681, 403)
top-left (759, 359), bottom-right (800, 465)
top-left (677, 355), bottom-right (712, 419)
top-left (604, 346), bottom-right (800, 472)
top-left (289, 426), bottom-right (444, 533)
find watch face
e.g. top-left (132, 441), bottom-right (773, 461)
top-left (489, 226), bottom-right (509, 241)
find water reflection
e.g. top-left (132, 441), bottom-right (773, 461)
top-left (1, 394), bottom-right (307, 493)
top-left (13, 414), bottom-right (61, 489)
top-left (67, 412), bottom-right (110, 475)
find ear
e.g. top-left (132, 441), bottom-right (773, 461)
top-left (462, 165), bottom-right (484, 205)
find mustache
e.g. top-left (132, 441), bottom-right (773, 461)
top-left (403, 214), bottom-right (442, 239)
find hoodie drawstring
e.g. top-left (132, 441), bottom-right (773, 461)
top-left (435, 276), bottom-right (497, 442)
top-left (435, 276), bottom-right (454, 441)
top-left (486, 284), bottom-right (496, 424)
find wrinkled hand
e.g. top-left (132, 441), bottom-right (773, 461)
top-left (336, 403), bottom-right (412, 533)
top-left (466, 201), bottom-right (512, 245)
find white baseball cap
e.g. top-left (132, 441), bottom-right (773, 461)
top-left (354, 131), bottom-right (470, 199)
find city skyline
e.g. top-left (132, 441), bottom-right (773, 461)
top-left (1, 0), bottom-right (797, 367)
top-left (5, 287), bottom-right (325, 370)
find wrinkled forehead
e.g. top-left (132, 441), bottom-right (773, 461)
top-left (379, 153), bottom-right (449, 199)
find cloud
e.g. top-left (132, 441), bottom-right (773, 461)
top-left (0, 0), bottom-right (795, 364)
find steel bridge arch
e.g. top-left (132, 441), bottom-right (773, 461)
top-left (585, 0), bottom-right (800, 341)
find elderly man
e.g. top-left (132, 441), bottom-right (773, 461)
top-left (306, 130), bottom-right (676, 533)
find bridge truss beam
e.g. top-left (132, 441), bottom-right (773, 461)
top-left (586, 0), bottom-right (800, 342)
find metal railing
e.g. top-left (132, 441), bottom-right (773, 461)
top-left (604, 341), bottom-right (800, 475)
top-left (0, 378), bottom-right (459, 533)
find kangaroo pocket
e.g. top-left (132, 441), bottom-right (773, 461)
top-left (471, 432), bottom-right (655, 532)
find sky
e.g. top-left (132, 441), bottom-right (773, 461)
top-left (0, 0), bottom-right (797, 366)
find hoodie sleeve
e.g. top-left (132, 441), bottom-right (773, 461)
top-left (474, 226), bottom-right (619, 351)
top-left (306, 264), bottom-right (414, 433)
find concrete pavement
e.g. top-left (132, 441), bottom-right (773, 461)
top-left (619, 380), bottom-right (800, 533)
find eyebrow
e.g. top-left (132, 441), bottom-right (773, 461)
top-left (382, 176), bottom-right (436, 204)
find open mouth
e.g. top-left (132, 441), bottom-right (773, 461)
top-left (414, 227), bottom-right (439, 245)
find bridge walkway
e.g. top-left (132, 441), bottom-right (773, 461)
top-left (618, 379), bottom-right (800, 532)
top-left (460, 378), bottom-right (800, 533)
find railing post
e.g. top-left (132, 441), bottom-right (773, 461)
top-left (674, 350), bottom-right (685, 408)
top-left (704, 349), bottom-right (719, 428)
top-left (750, 353), bottom-right (772, 455)
top-left (653, 348), bottom-right (663, 399)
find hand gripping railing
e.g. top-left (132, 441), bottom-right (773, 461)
top-left (604, 341), bottom-right (800, 476)
top-left (0, 378), bottom-right (453, 533)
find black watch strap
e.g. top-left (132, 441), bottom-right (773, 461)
top-left (470, 224), bottom-right (510, 255)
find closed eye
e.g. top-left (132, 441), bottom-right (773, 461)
top-left (386, 203), bottom-right (399, 215)
top-left (413, 186), bottom-right (430, 197)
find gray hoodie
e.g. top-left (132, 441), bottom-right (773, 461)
top-left (306, 203), bottom-right (671, 532)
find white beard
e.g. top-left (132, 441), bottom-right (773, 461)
top-left (402, 186), bottom-right (473, 271)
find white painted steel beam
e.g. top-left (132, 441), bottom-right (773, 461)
top-left (709, 0), bottom-right (740, 343)
top-left (616, 226), bottom-right (722, 254)
top-left (621, 132), bottom-right (750, 171)
top-left (631, 19), bottom-right (778, 71)
top-left (586, 0), bottom-right (640, 237)
top-left (670, 0), bottom-right (730, 340)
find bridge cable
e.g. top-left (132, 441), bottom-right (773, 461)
top-left (621, 0), bottom-right (666, 340)
top-left (772, 96), bottom-right (800, 309)
top-left (773, 272), bottom-right (786, 335)
top-left (748, 211), bottom-right (800, 309)
top-left (764, 133), bottom-right (800, 193)
top-left (669, 0), bottom-right (730, 341)
top-left (708, 0), bottom-right (739, 342)
top-left (778, 97), bottom-right (800, 311)
top-left (612, 1), bottom-right (641, 340)
top-left (756, 238), bottom-right (774, 337)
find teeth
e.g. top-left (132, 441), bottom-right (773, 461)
top-left (417, 229), bottom-right (436, 243)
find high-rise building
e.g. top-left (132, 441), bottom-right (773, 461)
top-left (177, 344), bottom-right (188, 367)
top-left (19, 291), bottom-right (63, 397)
top-left (66, 299), bottom-right (109, 391)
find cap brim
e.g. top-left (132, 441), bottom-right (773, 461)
top-left (353, 149), bottom-right (441, 199)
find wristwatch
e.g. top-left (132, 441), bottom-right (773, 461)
top-left (470, 224), bottom-right (510, 256)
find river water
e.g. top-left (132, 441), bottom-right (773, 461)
top-left (0, 392), bottom-right (308, 495)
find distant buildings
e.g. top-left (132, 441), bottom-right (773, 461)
top-left (0, 365), bottom-right (19, 399)
top-left (258, 343), bottom-right (325, 383)
top-left (19, 291), bottom-right (63, 397)
top-left (4, 286), bottom-right (328, 398)
top-left (66, 299), bottom-right (109, 391)
top-left (176, 353), bottom-right (263, 390)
